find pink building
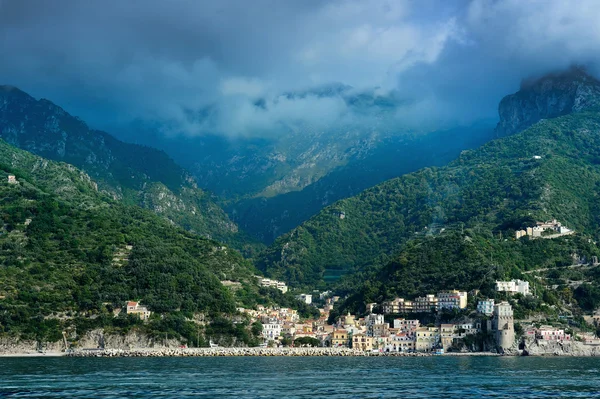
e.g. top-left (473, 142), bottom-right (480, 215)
top-left (536, 326), bottom-right (571, 341)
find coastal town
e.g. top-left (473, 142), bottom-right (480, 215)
top-left (118, 275), bottom-right (598, 355)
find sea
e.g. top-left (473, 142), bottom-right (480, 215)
top-left (0, 356), bottom-right (598, 398)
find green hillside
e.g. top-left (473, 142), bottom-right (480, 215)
top-left (0, 140), bottom-right (309, 346)
top-left (0, 86), bottom-right (261, 253)
top-left (257, 112), bottom-right (600, 289)
top-left (332, 231), bottom-right (600, 318)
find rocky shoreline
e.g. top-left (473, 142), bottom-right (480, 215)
top-left (64, 347), bottom-right (504, 358)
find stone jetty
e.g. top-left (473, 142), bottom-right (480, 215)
top-left (67, 347), bottom-right (434, 358)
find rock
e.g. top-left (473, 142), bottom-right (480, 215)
top-left (495, 66), bottom-right (600, 136)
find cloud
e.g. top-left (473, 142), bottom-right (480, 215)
top-left (1, 0), bottom-right (600, 137)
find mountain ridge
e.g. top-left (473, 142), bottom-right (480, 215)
top-left (257, 69), bottom-right (600, 289)
top-left (0, 86), bottom-right (258, 251)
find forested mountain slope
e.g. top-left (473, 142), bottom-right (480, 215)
top-left (257, 111), bottom-right (600, 289)
top-left (0, 140), bottom-right (308, 345)
top-left (0, 86), bottom-right (257, 251)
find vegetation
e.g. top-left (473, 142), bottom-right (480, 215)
top-left (0, 86), bottom-right (263, 253)
top-left (0, 140), bottom-right (301, 345)
top-left (258, 112), bottom-right (600, 290)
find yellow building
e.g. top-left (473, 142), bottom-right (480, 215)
top-left (332, 329), bottom-right (349, 347)
top-left (440, 324), bottom-right (456, 350)
top-left (352, 333), bottom-right (374, 351)
top-left (416, 326), bottom-right (440, 352)
top-left (126, 301), bottom-right (151, 321)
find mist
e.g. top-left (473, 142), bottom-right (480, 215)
top-left (2, 0), bottom-right (600, 138)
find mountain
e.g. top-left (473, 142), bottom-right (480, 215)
top-left (0, 86), bottom-right (258, 252)
top-left (0, 139), bottom-right (312, 345)
top-left (333, 230), bottom-right (600, 319)
top-left (257, 70), bottom-right (600, 289)
top-left (123, 88), bottom-right (494, 243)
top-left (228, 124), bottom-right (495, 242)
top-left (495, 66), bottom-right (600, 136)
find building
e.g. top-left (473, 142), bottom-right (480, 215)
top-left (262, 322), bottom-right (282, 341)
top-left (342, 312), bottom-right (356, 328)
top-left (371, 323), bottom-right (390, 338)
top-left (536, 326), bottom-right (571, 341)
top-left (439, 324), bottom-right (456, 350)
top-left (393, 319), bottom-right (420, 336)
top-left (492, 301), bottom-right (514, 351)
top-left (413, 294), bottom-right (438, 312)
top-left (477, 299), bottom-right (495, 316)
top-left (352, 333), bottom-right (374, 351)
top-left (365, 314), bottom-right (385, 336)
top-left (297, 294), bottom-right (312, 304)
top-left (7, 174), bottom-right (17, 184)
top-left (257, 277), bottom-right (288, 293)
top-left (386, 333), bottom-right (416, 352)
top-left (126, 301), bottom-right (151, 320)
top-left (382, 297), bottom-right (413, 314)
top-left (331, 329), bottom-right (349, 347)
top-left (437, 290), bottom-right (468, 310)
top-left (416, 326), bottom-right (440, 352)
top-left (517, 220), bottom-right (573, 239)
top-left (495, 279), bottom-right (530, 296)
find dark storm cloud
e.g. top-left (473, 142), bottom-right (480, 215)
top-left (1, 0), bottom-right (600, 136)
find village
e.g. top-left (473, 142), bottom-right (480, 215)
top-left (124, 275), bottom-right (594, 354)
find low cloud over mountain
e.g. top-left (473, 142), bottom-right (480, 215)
top-left (2, 0), bottom-right (600, 136)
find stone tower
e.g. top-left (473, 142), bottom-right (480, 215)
top-left (492, 301), bottom-right (515, 351)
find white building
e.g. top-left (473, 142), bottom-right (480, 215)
top-left (257, 277), bottom-right (288, 293)
top-left (7, 174), bottom-right (17, 184)
top-left (126, 301), bottom-right (151, 320)
top-left (477, 299), bottom-right (495, 315)
top-left (297, 294), bottom-right (312, 304)
top-left (437, 290), bottom-right (468, 310)
top-left (495, 279), bottom-right (530, 296)
top-left (262, 322), bottom-right (282, 340)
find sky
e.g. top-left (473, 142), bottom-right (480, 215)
top-left (2, 0), bottom-right (600, 138)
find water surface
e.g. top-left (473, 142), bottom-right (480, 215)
top-left (0, 356), bottom-right (598, 398)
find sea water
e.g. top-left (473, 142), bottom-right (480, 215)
top-left (0, 356), bottom-right (599, 398)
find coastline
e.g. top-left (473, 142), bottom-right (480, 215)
top-left (64, 347), bottom-right (501, 357)
top-left (1, 347), bottom-right (598, 357)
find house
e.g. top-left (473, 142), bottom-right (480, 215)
top-left (331, 329), bottom-right (349, 347)
top-left (413, 294), bottom-right (438, 312)
top-left (352, 333), bottom-right (374, 351)
top-left (437, 290), bottom-right (468, 310)
top-left (382, 297), bottom-right (413, 314)
top-left (495, 279), bottom-right (530, 296)
top-left (257, 277), bottom-right (288, 293)
top-left (477, 299), bottom-right (495, 315)
top-left (536, 326), bottom-right (571, 341)
top-left (393, 319), bottom-right (420, 336)
top-left (371, 323), bottom-right (390, 338)
top-left (262, 322), bottom-right (282, 341)
top-left (365, 314), bottom-right (385, 336)
top-left (416, 326), bottom-right (440, 352)
top-left (126, 301), bottom-right (151, 320)
top-left (386, 333), bottom-right (416, 352)
top-left (440, 324), bottom-right (456, 350)
top-left (7, 174), bottom-right (17, 184)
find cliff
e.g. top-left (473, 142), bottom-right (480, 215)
top-left (495, 66), bottom-right (600, 136)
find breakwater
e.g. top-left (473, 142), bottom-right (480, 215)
top-left (67, 347), bottom-right (435, 357)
